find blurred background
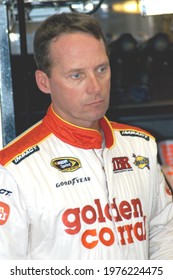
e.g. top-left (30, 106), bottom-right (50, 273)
top-left (1, 0), bottom-right (173, 147)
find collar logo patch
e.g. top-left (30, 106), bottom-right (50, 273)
top-left (12, 145), bottom-right (40, 164)
top-left (133, 154), bottom-right (150, 169)
top-left (51, 157), bottom-right (81, 172)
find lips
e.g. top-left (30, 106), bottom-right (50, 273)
top-left (86, 99), bottom-right (103, 106)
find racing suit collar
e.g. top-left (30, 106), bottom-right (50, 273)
top-left (43, 105), bottom-right (115, 149)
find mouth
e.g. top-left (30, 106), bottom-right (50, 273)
top-left (86, 100), bottom-right (103, 106)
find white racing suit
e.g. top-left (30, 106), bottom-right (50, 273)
top-left (0, 104), bottom-right (173, 259)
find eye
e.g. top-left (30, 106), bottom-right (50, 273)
top-left (97, 65), bottom-right (107, 74)
top-left (71, 72), bottom-right (82, 79)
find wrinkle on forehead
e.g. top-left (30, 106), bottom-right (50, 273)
top-left (49, 32), bottom-right (108, 72)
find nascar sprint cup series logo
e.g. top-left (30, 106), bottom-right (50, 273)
top-left (51, 157), bottom-right (81, 172)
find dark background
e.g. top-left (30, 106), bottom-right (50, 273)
top-left (8, 0), bottom-right (173, 141)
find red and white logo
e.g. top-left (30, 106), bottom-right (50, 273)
top-left (112, 156), bottom-right (133, 173)
top-left (62, 197), bottom-right (146, 249)
top-left (0, 201), bottom-right (10, 225)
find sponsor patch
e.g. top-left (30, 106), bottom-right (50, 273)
top-left (0, 201), bottom-right (10, 225)
top-left (112, 156), bottom-right (133, 173)
top-left (56, 177), bottom-right (90, 188)
top-left (133, 154), bottom-right (150, 169)
top-left (51, 157), bottom-right (81, 172)
top-left (12, 145), bottom-right (40, 164)
top-left (120, 130), bottom-right (149, 141)
top-left (62, 197), bottom-right (146, 249)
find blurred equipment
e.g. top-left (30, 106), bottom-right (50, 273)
top-left (109, 33), bottom-right (152, 105)
top-left (0, 1), bottom-right (16, 148)
top-left (136, 33), bottom-right (170, 102)
top-left (112, 0), bottom-right (141, 14)
top-left (158, 140), bottom-right (173, 193)
top-left (69, 0), bottom-right (104, 14)
top-left (109, 33), bottom-right (138, 104)
top-left (109, 32), bottom-right (172, 106)
top-left (140, 0), bottom-right (173, 16)
top-left (10, 0), bottom-right (104, 21)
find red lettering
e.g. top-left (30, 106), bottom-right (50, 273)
top-left (82, 229), bottom-right (98, 249)
top-left (124, 224), bottom-right (133, 243)
top-left (112, 157), bottom-right (132, 171)
top-left (134, 216), bottom-right (146, 241)
top-left (119, 200), bottom-right (132, 220)
top-left (80, 218), bottom-right (146, 249)
top-left (62, 208), bottom-right (81, 234)
top-left (81, 205), bottom-right (96, 224)
top-left (62, 197), bottom-right (146, 249)
top-left (117, 226), bottom-right (126, 245)
top-left (94, 199), bottom-right (106, 223)
top-left (105, 198), bottom-right (123, 222)
top-left (131, 198), bottom-right (143, 218)
top-left (99, 227), bottom-right (115, 246)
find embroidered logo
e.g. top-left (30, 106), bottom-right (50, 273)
top-left (133, 154), bottom-right (150, 169)
top-left (62, 197), bottom-right (146, 249)
top-left (12, 145), bottom-right (40, 164)
top-left (112, 156), bottom-right (133, 173)
top-left (51, 157), bottom-right (81, 172)
top-left (56, 177), bottom-right (90, 188)
top-left (120, 130), bottom-right (149, 141)
top-left (0, 201), bottom-right (10, 225)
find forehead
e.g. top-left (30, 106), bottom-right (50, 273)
top-left (49, 32), bottom-right (108, 64)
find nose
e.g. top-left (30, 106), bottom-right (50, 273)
top-left (86, 73), bottom-right (101, 94)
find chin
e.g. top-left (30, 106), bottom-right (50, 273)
top-left (90, 112), bottom-right (106, 122)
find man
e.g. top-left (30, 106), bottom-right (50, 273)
top-left (0, 12), bottom-right (173, 259)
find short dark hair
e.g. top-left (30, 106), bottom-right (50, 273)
top-left (33, 12), bottom-right (108, 76)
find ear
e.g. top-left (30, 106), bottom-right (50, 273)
top-left (35, 70), bottom-right (50, 94)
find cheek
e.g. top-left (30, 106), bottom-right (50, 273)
top-left (101, 78), bottom-right (110, 96)
top-left (51, 87), bottom-right (82, 109)
top-left (105, 72), bottom-right (111, 86)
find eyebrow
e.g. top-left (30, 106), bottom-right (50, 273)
top-left (65, 61), bottom-right (110, 74)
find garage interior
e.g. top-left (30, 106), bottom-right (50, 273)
top-left (1, 0), bottom-right (173, 148)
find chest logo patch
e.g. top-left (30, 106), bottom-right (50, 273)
top-left (112, 156), bottom-right (133, 173)
top-left (133, 154), bottom-right (150, 169)
top-left (51, 157), bottom-right (81, 172)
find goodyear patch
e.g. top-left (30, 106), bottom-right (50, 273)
top-left (133, 154), bottom-right (150, 169)
top-left (51, 157), bottom-right (81, 172)
top-left (120, 130), bottom-right (149, 141)
top-left (12, 145), bottom-right (40, 164)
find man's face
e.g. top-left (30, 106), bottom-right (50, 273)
top-left (36, 32), bottom-right (111, 129)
